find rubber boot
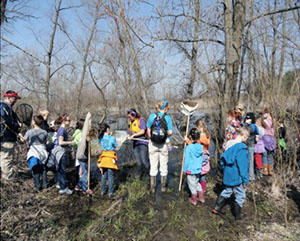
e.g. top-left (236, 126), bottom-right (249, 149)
top-left (150, 176), bottom-right (156, 194)
top-left (42, 167), bottom-right (48, 189)
top-left (267, 164), bottom-right (273, 176)
top-left (189, 194), bottom-right (198, 206)
top-left (262, 164), bottom-right (268, 175)
top-left (200, 181), bottom-right (207, 193)
top-left (161, 176), bottom-right (167, 192)
top-left (197, 191), bottom-right (205, 203)
top-left (33, 173), bottom-right (41, 191)
top-left (232, 201), bottom-right (245, 221)
top-left (212, 195), bottom-right (227, 214)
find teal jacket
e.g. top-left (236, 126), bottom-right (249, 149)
top-left (220, 142), bottom-right (249, 186)
top-left (183, 142), bottom-right (203, 175)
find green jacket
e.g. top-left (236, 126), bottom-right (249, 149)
top-left (72, 129), bottom-right (82, 149)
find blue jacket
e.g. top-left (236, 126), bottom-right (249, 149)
top-left (183, 142), bottom-right (203, 175)
top-left (220, 142), bottom-right (249, 186)
top-left (99, 134), bottom-right (117, 151)
top-left (0, 102), bottom-right (20, 142)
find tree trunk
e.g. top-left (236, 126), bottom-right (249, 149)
top-left (187, 0), bottom-right (200, 100)
top-left (45, 0), bottom-right (62, 110)
top-left (224, 0), bottom-right (246, 110)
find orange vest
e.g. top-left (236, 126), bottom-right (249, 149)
top-left (97, 151), bottom-right (118, 170)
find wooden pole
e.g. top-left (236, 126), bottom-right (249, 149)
top-left (87, 140), bottom-right (91, 191)
top-left (178, 114), bottom-right (190, 191)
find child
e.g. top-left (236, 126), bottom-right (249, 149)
top-left (75, 136), bottom-right (93, 195)
top-left (212, 127), bottom-right (250, 221)
top-left (97, 123), bottom-right (118, 198)
top-left (278, 118), bottom-right (287, 160)
top-left (254, 117), bottom-right (266, 178)
top-left (72, 118), bottom-right (85, 177)
top-left (262, 108), bottom-right (276, 175)
top-left (23, 115), bottom-right (49, 191)
top-left (183, 128), bottom-right (204, 205)
top-left (223, 110), bottom-right (241, 149)
top-left (244, 113), bottom-right (259, 182)
top-left (185, 119), bottom-right (211, 201)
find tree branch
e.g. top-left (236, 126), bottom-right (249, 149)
top-left (153, 36), bottom-right (225, 46)
top-left (245, 5), bottom-right (300, 26)
top-left (1, 37), bottom-right (44, 63)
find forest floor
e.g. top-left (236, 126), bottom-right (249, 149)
top-left (1, 144), bottom-right (300, 241)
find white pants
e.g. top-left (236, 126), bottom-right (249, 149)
top-left (149, 141), bottom-right (169, 177)
top-left (187, 174), bottom-right (202, 195)
top-left (0, 142), bottom-right (15, 180)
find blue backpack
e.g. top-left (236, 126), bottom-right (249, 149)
top-left (150, 113), bottom-right (168, 144)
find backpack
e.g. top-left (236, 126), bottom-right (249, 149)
top-left (150, 113), bottom-right (168, 144)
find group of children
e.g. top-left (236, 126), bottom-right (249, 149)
top-left (183, 104), bottom-right (285, 221)
top-left (21, 112), bottom-right (118, 198)
top-left (21, 103), bottom-right (285, 221)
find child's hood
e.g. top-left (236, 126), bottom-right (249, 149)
top-left (188, 142), bottom-right (203, 158)
top-left (221, 142), bottom-right (247, 165)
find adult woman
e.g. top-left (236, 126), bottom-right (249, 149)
top-left (146, 99), bottom-right (173, 193)
top-left (127, 109), bottom-right (149, 180)
top-left (54, 114), bottom-right (74, 195)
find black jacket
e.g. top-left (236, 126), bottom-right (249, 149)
top-left (0, 102), bottom-right (21, 142)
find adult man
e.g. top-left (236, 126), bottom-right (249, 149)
top-left (0, 90), bottom-right (22, 181)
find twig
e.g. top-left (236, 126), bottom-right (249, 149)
top-left (103, 198), bottom-right (123, 217)
top-left (151, 221), bottom-right (169, 241)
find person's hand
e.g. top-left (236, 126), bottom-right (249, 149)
top-left (128, 135), bottom-right (133, 140)
top-left (18, 133), bottom-right (25, 142)
top-left (184, 136), bottom-right (188, 141)
top-left (100, 168), bottom-right (103, 175)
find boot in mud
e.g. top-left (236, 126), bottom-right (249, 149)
top-left (267, 164), bottom-right (273, 176)
top-left (262, 164), bottom-right (268, 175)
top-left (212, 195), bottom-right (227, 215)
top-left (150, 176), bottom-right (156, 194)
top-left (197, 191), bottom-right (205, 203)
top-left (161, 176), bottom-right (167, 192)
top-left (232, 201), bottom-right (245, 221)
top-left (189, 194), bottom-right (198, 206)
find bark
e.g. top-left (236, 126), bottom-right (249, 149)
top-left (0, 0), bottom-right (7, 24)
top-left (223, 0), bottom-right (246, 110)
top-left (186, 0), bottom-right (200, 100)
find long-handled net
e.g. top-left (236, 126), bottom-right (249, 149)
top-left (15, 103), bottom-right (33, 127)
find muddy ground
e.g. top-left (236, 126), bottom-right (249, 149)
top-left (1, 144), bottom-right (300, 241)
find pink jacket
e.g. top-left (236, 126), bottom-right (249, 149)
top-left (264, 117), bottom-right (274, 136)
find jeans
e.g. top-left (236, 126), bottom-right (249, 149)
top-left (248, 146), bottom-right (255, 181)
top-left (77, 161), bottom-right (88, 191)
top-left (101, 168), bottom-right (114, 194)
top-left (220, 183), bottom-right (246, 207)
top-left (200, 174), bottom-right (206, 182)
top-left (262, 150), bottom-right (273, 165)
top-left (133, 144), bottom-right (149, 176)
top-left (187, 174), bottom-right (202, 195)
top-left (57, 153), bottom-right (67, 190)
top-left (32, 165), bottom-right (47, 190)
